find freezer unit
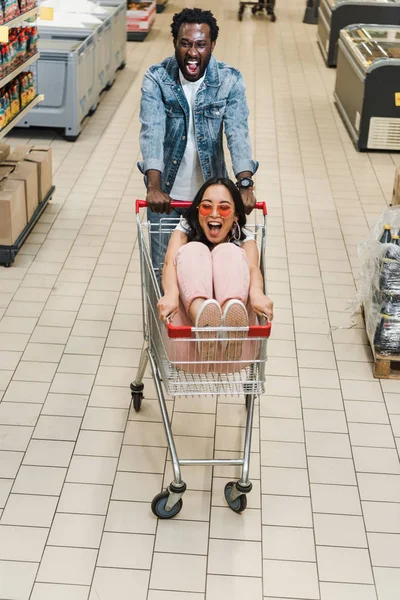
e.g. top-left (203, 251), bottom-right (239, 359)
top-left (334, 24), bottom-right (400, 150)
top-left (318, 0), bottom-right (400, 66)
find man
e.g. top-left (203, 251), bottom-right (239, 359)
top-left (138, 7), bottom-right (258, 267)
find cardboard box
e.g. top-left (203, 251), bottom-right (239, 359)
top-left (0, 171), bottom-right (27, 246)
top-left (392, 167), bottom-right (400, 206)
top-left (2, 161), bottom-right (39, 221)
top-left (0, 143), bottom-right (10, 163)
top-left (8, 146), bottom-right (52, 203)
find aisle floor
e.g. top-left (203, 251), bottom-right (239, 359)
top-left (1, 0), bottom-right (400, 598)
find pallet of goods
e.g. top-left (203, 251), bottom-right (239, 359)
top-left (359, 206), bottom-right (400, 379)
top-left (0, 143), bottom-right (54, 267)
top-left (127, 0), bottom-right (156, 41)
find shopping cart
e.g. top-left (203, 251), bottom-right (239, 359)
top-left (130, 200), bottom-right (271, 518)
top-left (238, 0), bottom-right (276, 22)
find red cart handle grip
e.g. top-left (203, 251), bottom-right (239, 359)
top-left (167, 321), bottom-right (272, 339)
top-left (135, 199), bottom-right (267, 215)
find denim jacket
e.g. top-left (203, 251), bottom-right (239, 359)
top-left (138, 55), bottom-right (258, 194)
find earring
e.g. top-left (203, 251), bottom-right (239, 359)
top-left (231, 221), bottom-right (241, 241)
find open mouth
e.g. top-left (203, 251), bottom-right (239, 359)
top-left (185, 59), bottom-right (200, 76)
top-left (207, 221), bottom-right (222, 237)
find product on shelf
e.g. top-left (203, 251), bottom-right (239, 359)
top-left (358, 207), bottom-right (400, 356)
top-left (0, 27), bottom-right (38, 79)
top-left (0, 0), bottom-right (37, 25)
top-left (0, 69), bottom-right (36, 130)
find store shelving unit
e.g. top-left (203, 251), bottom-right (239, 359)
top-left (0, 94), bottom-right (44, 139)
top-left (0, 4), bottom-right (43, 139)
top-left (2, 6), bottom-right (40, 28)
top-left (0, 4), bottom-right (51, 268)
top-left (0, 52), bottom-right (40, 88)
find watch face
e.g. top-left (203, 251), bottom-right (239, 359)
top-left (240, 178), bottom-right (252, 188)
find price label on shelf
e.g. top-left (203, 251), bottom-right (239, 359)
top-left (39, 7), bottom-right (54, 20)
top-left (395, 92), bottom-right (400, 107)
top-left (0, 26), bottom-right (9, 43)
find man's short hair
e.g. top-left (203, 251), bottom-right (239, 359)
top-left (171, 8), bottom-right (219, 42)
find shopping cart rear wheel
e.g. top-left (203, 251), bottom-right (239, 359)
top-left (130, 383), bottom-right (144, 412)
top-left (224, 482), bottom-right (247, 513)
top-left (151, 490), bottom-right (183, 519)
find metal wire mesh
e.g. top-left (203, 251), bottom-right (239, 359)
top-left (137, 214), bottom-right (268, 397)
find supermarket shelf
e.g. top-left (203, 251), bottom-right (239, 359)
top-left (0, 186), bottom-right (55, 267)
top-left (2, 6), bottom-right (39, 29)
top-left (0, 94), bottom-right (44, 139)
top-left (0, 53), bottom-right (40, 90)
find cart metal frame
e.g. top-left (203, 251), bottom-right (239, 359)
top-left (130, 199), bottom-right (271, 518)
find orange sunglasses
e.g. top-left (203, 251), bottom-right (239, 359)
top-left (198, 202), bottom-right (233, 218)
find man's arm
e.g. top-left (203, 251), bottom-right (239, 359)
top-left (224, 74), bottom-right (259, 214)
top-left (139, 71), bottom-right (171, 213)
top-left (236, 170), bottom-right (256, 215)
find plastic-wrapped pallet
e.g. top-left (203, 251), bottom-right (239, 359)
top-left (358, 206), bottom-right (400, 357)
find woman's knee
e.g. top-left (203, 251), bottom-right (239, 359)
top-left (176, 241), bottom-right (210, 263)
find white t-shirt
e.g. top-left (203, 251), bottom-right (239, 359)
top-left (169, 71), bottom-right (205, 201)
top-left (175, 217), bottom-right (255, 247)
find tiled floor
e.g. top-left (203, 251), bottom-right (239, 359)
top-left (0, 0), bottom-right (400, 598)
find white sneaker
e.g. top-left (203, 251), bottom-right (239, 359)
top-left (195, 299), bottom-right (222, 362)
top-left (222, 299), bottom-right (249, 361)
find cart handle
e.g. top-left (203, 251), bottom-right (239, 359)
top-left (135, 199), bottom-right (268, 215)
top-left (167, 320), bottom-right (272, 339)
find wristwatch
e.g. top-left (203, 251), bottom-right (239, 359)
top-left (236, 177), bottom-right (254, 189)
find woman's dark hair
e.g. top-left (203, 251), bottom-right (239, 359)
top-left (171, 8), bottom-right (219, 43)
top-left (184, 178), bottom-right (247, 248)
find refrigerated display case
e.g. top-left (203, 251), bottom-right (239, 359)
top-left (334, 24), bottom-right (400, 150)
top-left (318, 0), bottom-right (400, 66)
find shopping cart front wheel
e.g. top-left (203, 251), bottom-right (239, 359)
top-left (151, 490), bottom-right (183, 519)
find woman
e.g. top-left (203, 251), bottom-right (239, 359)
top-left (157, 177), bottom-right (274, 365)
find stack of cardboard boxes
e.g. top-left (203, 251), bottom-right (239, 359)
top-left (0, 144), bottom-right (52, 247)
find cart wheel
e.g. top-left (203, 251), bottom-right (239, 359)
top-left (224, 482), bottom-right (247, 513)
top-left (238, 11), bottom-right (243, 21)
top-left (251, 5), bottom-right (257, 14)
top-left (132, 391), bottom-right (143, 412)
top-left (130, 382), bottom-right (144, 413)
top-left (4, 263), bottom-right (10, 268)
top-left (151, 490), bottom-right (183, 519)
top-left (270, 13), bottom-right (277, 21)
